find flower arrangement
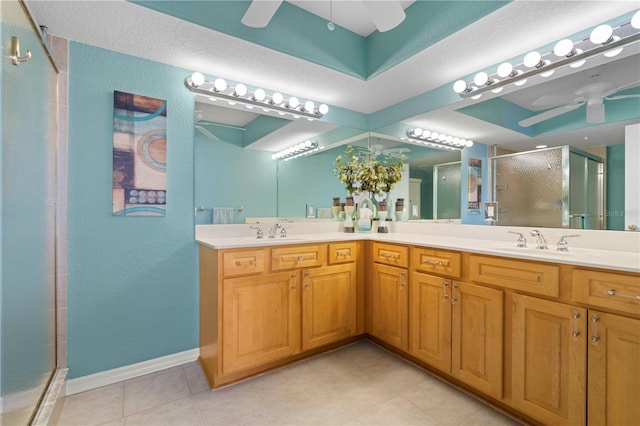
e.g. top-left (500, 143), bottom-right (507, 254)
top-left (333, 145), bottom-right (404, 196)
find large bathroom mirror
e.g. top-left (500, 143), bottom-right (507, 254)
top-left (194, 48), bottom-right (638, 230)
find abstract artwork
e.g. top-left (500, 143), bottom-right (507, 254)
top-left (112, 91), bottom-right (167, 216)
top-left (467, 158), bottom-right (482, 214)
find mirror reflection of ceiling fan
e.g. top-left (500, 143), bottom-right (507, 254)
top-left (367, 144), bottom-right (410, 160)
top-left (519, 80), bottom-right (640, 127)
top-left (241, 0), bottom-right (406, 33)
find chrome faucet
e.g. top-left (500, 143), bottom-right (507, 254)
top-left (508, 231), bottom-right (527, 248)
top-left (268, 223), bottom-right (280, 239)
top-left (530, 229), bottom-right (548, 249)
top-left (556, 234), bottom-right (580, 251)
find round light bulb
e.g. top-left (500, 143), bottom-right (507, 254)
top-left (305, 140), bottom-right (312, 147)
top-left (497, 62), bottom-right (513, 78)
top-left (233, 83), bottom-right (247, 97)
top-left (422, 130), bottom-right (431, 139)
top-left (523, 51), bottom-right (542, 68)
top-left (304, 101), bottom-right (315, 113)
top-left (271, 92), bottom-right (283, 105)
top-left (318, 104), bottom-right (329, 115)
top-left (431, 132), bottom-right (439, 140)
top-left (453, 80), bottom-right (469, 93)
top-left (474, 72), bottom-right (489, 86)
top-left (471, 93), bottom-right (482, 100)
top-left (190, 72), bottom-right (205, 87)
top-left (466, 140), bottom-right (474, 147)
top-left (540, 63), bottom-right (554, 78)
top-left (413, 128), bottom-right (423, 136)
top-left (569, 49), bottom-right (586, 68)
top-left (253, 88), bottom-right (266, 101)
top-left (438, 134), bottom-right (446, 141)
top-left (453, 137), bottom-right (460, 145)
top-left (287, 97), bottom-right (299, 109)
top-left (590, 24), bottom-right (613, 44)
top-left (632, 10), bottom-right (640, 29)
top-left (445, 136), bottom-right (453, 143)
top-left (490, 79), bottom-right (503, 93)
top-left (554, 39), bottom-right (575, 57)
top-left (604, 36), bottom-right (623, 57)
top-left (213, 78), bottom-right (227, 92)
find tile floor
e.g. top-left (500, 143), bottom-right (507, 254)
top-left (56, 341), bottom-right (522, 426)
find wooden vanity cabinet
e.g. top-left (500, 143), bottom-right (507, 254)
top-left (587, 311), bottom-right (640, 426)
top-left (410, 248), bottom-right (503, 399)
top-left (511, 294), bottom-right (587, 426)
top-left (370, 242), bottom-right (409, 351)
top-left (221, 271), bottom-right (301, 375)
top-left (200, 242), bottom-right (361, 387)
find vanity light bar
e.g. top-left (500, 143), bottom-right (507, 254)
top-left (406, 128), bottom-right (473, 151)
top-left (453, 10), bottom-right (640, 99)
top-left (272, 140), bottom-right (319, 161)
top-left (185, 72), bottom-right (329, 119)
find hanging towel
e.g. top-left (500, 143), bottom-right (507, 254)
top-left (212, 208), bottom-right (234, 224)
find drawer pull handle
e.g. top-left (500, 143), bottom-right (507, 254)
top-left (380, 252), bottom-right (396, 259)
top-left (607, 289), bottom-right (616, 296)
top-left (399, 271), bottom-right (406, 287)
top-left (291, 273), bottom-right (297, 290)
top-left (336, 250), bottom-right (351, 257)
top-left (423, 258), bottom-right (443, 266)
top-left (234, 260), bottom-right (255, 267)
top-left (297, 255), bottom-right (304, 261)
top-left (451, 283), bottom-right (458, 305)
top-left (604, 289), bottom-right (640, 301)
top-left (571, 330), bottom-right (580, 338)
top-left (591, 314), bottom-right (600, 346)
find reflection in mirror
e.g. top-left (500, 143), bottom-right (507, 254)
top-left (277, 132), bottom-right (460, 220)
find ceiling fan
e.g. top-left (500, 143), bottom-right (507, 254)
top-left (518, 80), bottom-right (640, 127)
top-left (367, 144), bottom-right (410, 160)
top-left (241, 0), bottom-right (406, 33)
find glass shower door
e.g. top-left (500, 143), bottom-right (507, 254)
top-left (434, 162), bottom-right (461, 220)
top-left (1, 1), bottom-right (58, 424)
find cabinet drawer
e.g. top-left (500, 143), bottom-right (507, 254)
top-left (469, 255), bottom-right (559, 297)
top-left (272, 245), bottom-right (326, 270)
top-left (412, 247), bottom-right (461, 278)
top-left (222, 249), bottom-right (265, 277)
top-left (573, 269), bottom-right (640, 315)
top-left (372, 242), bottom-right (408, 268)
top-left (329, 242), bottom-right (356, 264)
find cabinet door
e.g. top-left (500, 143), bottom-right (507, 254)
top-left (588, 311), bottom-right (640, 426)
top-left (371, 263), bottom-right (409, 350)
top-left (410, 272), bottom-right (452, 373)
top-left (452, 282), bottom-right (503, 399)
top-left (222, 271), bottom-right (300, 375)
top-left (302, 263), bottom-right (356, 350)
top-left (512, 294), bottom-right (586, 426)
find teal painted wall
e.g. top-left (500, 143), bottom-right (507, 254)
top-left (277, 148), bottom-right (346, 217)
top-left (410, 168), bottom-right (434, 220)
top-left (194, 131), bottom-right (277, 224)
top-left (606, 144), bottom-right (625, 231)
top-left (67, 42), bottom-right (198, 378)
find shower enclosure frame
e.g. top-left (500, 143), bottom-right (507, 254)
top-left (490, 146), bottom-right (604, 229)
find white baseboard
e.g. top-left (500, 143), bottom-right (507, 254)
top-left (66, 348), bottom-right (199, 396)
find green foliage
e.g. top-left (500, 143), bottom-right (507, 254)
top-left (333, 145), bottom-right (404, 196)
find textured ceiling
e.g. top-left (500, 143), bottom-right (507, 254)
top-left (26, 0), bottom-right (640, 152)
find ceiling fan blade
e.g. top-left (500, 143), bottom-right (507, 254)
top-left (532, 94), bottom-right (574, 107)
top-left (241, 0), bottom-right (283, 28)
top-left (586, 102), bottom-right (605, 123)
top-left (602, 80), bottom-right (640, 97)
top-left (361, 1), bottom-right (406, 32)
top-left (518, 102), bottom-right (585, 127)
top-left (605, 94), bottom-right (640, 101)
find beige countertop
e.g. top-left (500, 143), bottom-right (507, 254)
top-left (196, 224), bottom-right (640, 273)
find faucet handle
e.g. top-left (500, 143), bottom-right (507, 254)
top-left (556, 234), bottom-right (580, 251)
top-left (250, 224), bottom-right (264, 239)
top-left (508, 231), bottom-right (527, 248)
